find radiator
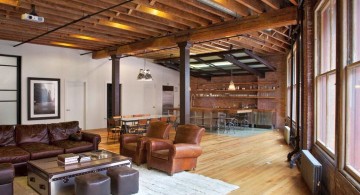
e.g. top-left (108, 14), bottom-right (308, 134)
top-left (300, 150), bottom-right (322, 194)
top-left (284, 126), bottom-right (290, 144)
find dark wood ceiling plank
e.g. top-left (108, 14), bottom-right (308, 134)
top-left (92, 6), bottom-right (297, 58)
top-left (212, 0), bottom-right (249, 17)
top-left (235, 0), bottom-right (265, 13)
top-left (222, 54), bottom-right (265, 77)
top-left (178, 0), bottom-right (233, 20)
top-left (289, 0), bottom-right (298, 6)
top-left (261, 0), bottom-right (282, 10)
top-left (260, 30), bottom-right (290, 45)
top-left (133, 0), bottom-right (211, 26)
top-left (154, 0), bottom-right (222, 23)
top-left (243, 49), bottom-right (276, 70)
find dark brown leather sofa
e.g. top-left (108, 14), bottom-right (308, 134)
top-left (0, 121), bottom-right (101, 175)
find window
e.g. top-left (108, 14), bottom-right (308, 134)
top-left (286, 44), bottom-right (297, 122)
top-left (314, 0), bottom-right (336, 155)
top-left (0, 54), bottom-right (21, 125)
top-left (344, 0), bottom-right (360, 181)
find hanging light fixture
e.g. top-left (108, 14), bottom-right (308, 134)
top-left (137, 59), bottom-right (153, 81)
top-left (228, 69), bottom-right (236, 90)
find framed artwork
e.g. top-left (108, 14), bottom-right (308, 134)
top-left (28, 77), bottom-right (60, 120)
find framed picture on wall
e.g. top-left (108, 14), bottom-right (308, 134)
top-left (28, 77), bottom-right (60, 120)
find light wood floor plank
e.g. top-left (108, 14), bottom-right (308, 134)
top-left (88, 128), bottom-right (310, 194)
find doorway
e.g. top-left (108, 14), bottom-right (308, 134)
top-left (65, 81), bottom-right (86, 129)
top-left (162, 86), bottom-right (174, 114)
top-left (107, 83), bottom-right (122, 118)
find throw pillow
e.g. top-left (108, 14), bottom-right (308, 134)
top-left (69, 132), bottom-right (82, 141)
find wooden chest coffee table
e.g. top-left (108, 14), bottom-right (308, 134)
top-left (27, 150), bottom-right (131, 195)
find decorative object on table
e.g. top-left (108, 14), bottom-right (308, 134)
top-left (57, 153), bottom-right (80, 165)
top-left (137, 58), bottom-right (152, 81)
top-left (27, 77), bottom-right (60, 120)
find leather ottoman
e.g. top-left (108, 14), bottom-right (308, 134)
top-left (75, 172), bottom-right (110, 195)
top-left (107, 166), bottom-right (139, 195)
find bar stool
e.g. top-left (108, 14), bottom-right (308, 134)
top-left (75, 172), bottom-right (110, 195)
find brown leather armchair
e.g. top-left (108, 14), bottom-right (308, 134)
top-left (146, 124), bottom-right (205, 176)
top-left (120, 121), bottom-right (172, 165)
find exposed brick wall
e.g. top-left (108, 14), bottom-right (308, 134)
top-left (191, 54), bottom-right (287, 129)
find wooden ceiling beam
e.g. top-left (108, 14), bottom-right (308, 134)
top-left (289, 0), bottom-right (298, 6)
top-left (0, 0), bottom-right (18, 6)
top-left (212, 0), bottom-right (249, 17)
top-left (222, 54), bottom-right (265, 77)
top-left (235, 0), bottom-right (265, 14)
top-left (261, 0), bottom-right (282, 10)
top-left (133, 0), bottom-right (211, 26)
top-left (93, 6), bottom-right (297, 59)
top-left (178, 0), bottom-right (233, 20)
top-left (154, 0), bottom-right (222, 23)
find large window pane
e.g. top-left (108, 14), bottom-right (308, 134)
top-left (327, 73), bottom-right (336, 152)
top-left (0, 102), bottom-right (17, 125)
top-left (0, 66), bottom-right (17, 89)
top-left (353, 0), bottom-right (360, 62)
top-left (320, 3), bottom-right (331, 73)
top-left (0, 56), bottom-right (17, 66)
top-left (346, 65), bottom-right (360, 175)
top-left (317, 76), bottom-right (327, 144)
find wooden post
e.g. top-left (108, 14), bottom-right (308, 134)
top-left (178, 41), bottom-right (192, 125)
top-left (111, 55), bottom-right (121, 116)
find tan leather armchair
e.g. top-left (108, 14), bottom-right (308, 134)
top-left (146, 124), bottom-right (205, 176)
top-left (120, 121), bottom-right (172, 165)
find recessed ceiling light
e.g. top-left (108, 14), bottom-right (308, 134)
top-left (69, 34), bottom-right (101, 42)
top-left (50, 41), bottom-right (77, 47)
top-left (98, 20), bottom-right (136, 31)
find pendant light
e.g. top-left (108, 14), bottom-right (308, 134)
top-left (137, 59), bottom-right (153, 81)
top-left (228, 69), bottom-right (236, 90)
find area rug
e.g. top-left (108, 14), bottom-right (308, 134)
top-left (208, 127), bottom-right (273, 137)
top-left (14, 165), bottom-right (239, 195)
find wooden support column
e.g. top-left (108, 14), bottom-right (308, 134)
top-left (111, 55), bottom-right (121, 116)
top-left (178, 41), bottom-right (192, 125)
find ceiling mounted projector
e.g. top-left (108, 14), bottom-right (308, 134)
top-left (21, 4), bottom-right (44, 23)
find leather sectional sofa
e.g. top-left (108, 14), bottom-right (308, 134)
top-left (0, 121), bottom-right (101, 175)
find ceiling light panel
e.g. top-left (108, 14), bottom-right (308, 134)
top-left (190, 64), bottom-right (209, 68)
top-left (69, 34), bottom-right (101, 42)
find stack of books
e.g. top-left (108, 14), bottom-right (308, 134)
top-left (78, 154), bottom-right (91, 163)
top-left (57, 153), bottom-right (80, 165)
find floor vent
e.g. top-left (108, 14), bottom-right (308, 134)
top-left (300, 150), bottom-right (322, 194)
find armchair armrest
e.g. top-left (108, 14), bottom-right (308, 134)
top-left (81, 132), bottom-right (101, 150)
top-left (147, 139), bottom-right (173, 152)
top-left (171, 144), bottom-right (202, 159)
top-left (121, 134), bottom-right (141, 144)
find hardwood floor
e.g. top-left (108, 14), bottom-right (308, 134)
top-left (89, 128), bottom-right (310, 195)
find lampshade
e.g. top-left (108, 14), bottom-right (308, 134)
top-left (228, 80), bottom-right (236, 90)
top-left (137, 69), bottom-right (145, 81)
top-left (144, 69), bottom-right (153, 81)
top-left (137, 59), bottom-right (153, 81)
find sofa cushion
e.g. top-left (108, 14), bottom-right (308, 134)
top-left (19, 143), bottom-right (64, 160)
top-left (52, 140), bottom-right (93, 153)
top-left (48, 121), bottom-right (80, 143)
top-left (0, 125), bottom-right (16, 146)
top-left (15, 124), bottom-right (49, 145)
top-left (0, 146), bottom-right (30, 163)
top-left (47, 123), bottom-right (68, 142)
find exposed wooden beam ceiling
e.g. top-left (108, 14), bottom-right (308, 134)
top-left (93, 6), bottom-right (296, 59)
top-left (0, 0), bottom-right (297, 61)
top-left (222, 54), bottom-right (265, 78)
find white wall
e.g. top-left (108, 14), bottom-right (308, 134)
top-left (0, 40), bottom-right (180, 129)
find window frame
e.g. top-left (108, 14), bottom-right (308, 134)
top-left (314, 0), bottom-right (337, 158)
